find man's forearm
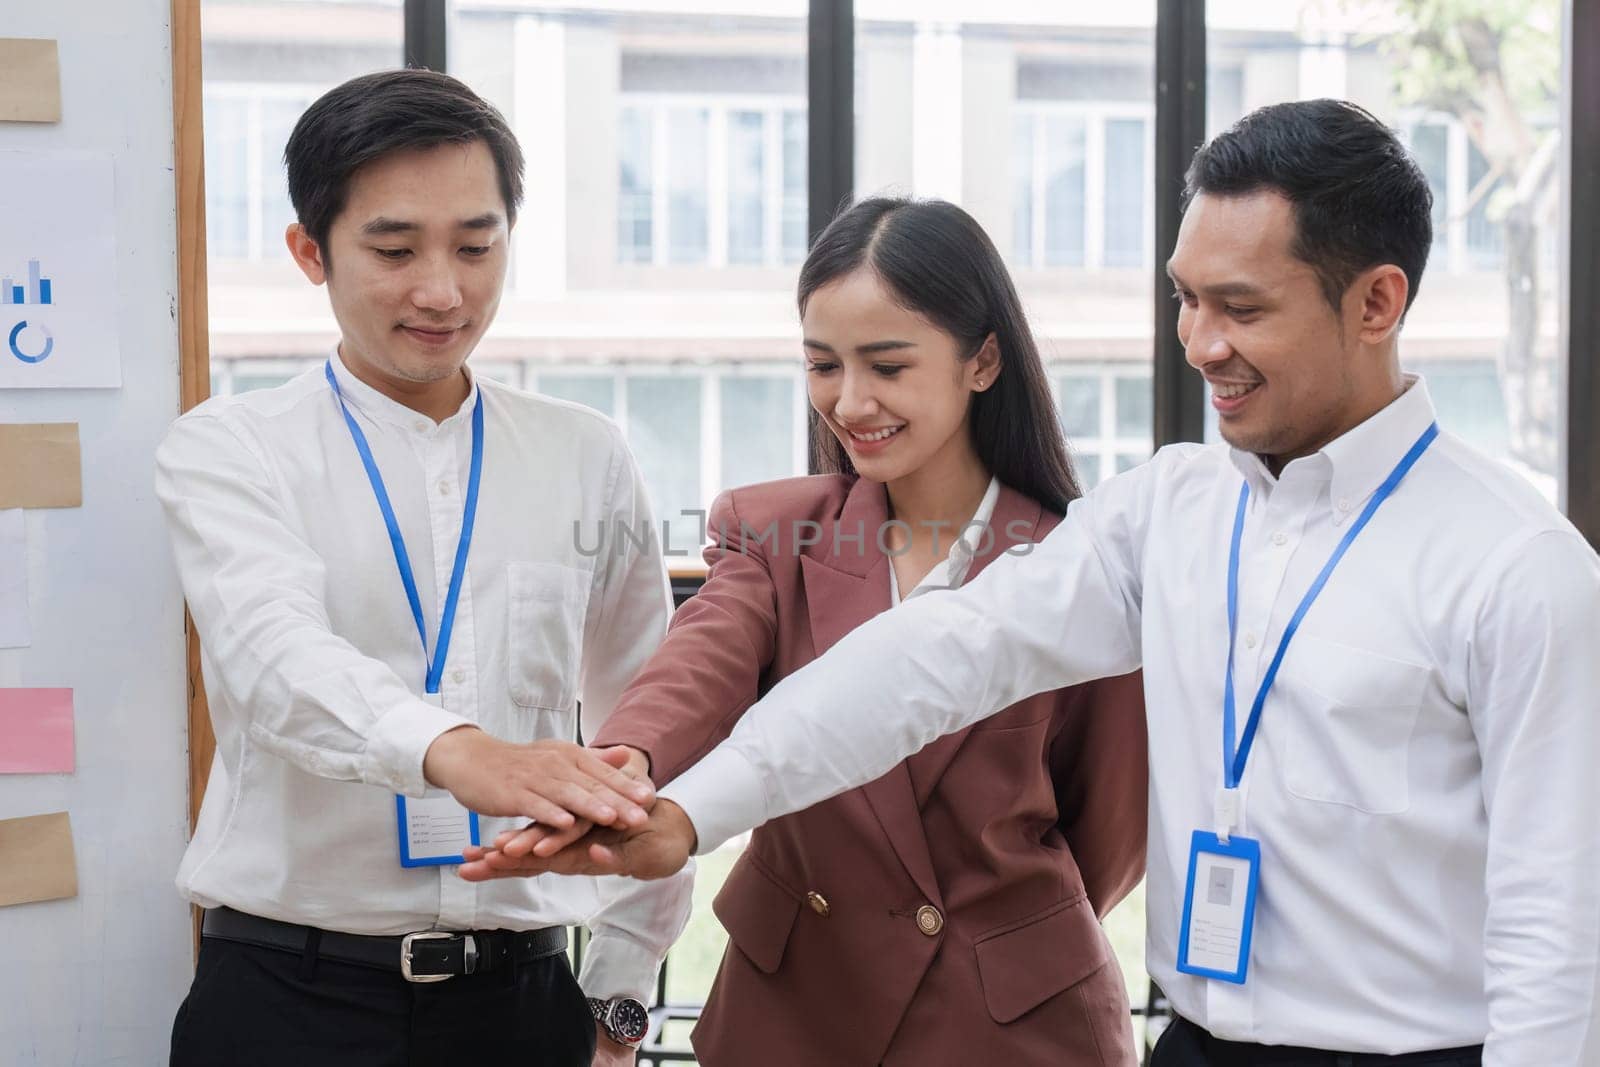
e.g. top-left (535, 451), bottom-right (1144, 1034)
top-left (660, 519), bottom-right (1142, 852)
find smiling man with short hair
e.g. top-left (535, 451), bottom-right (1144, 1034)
top-left (157, 69), bottom-right (689, 1066)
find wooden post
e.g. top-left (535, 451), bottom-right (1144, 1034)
top-left (171, 0), bottom-right (214, 959)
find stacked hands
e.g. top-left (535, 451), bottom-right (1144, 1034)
top-left (420, 726), bottom-right (695, 883)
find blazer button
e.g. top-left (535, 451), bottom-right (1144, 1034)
top-left (806, 891), bottom-right (830, 917)
top-left (915, 904), bottom-right (944, 936)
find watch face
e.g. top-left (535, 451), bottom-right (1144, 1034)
top-left (611, 998), bottom-right (649, 1042)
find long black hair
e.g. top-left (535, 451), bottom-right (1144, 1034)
top-left (798, 196), bottom-right (1081, 515)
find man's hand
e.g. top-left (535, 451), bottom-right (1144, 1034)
top-left (422, 727), bottom-right (654, 830)
top-left (476, 747), bottom-right (650, 861)
top-left (458, 798), bottom-right (698, 882)
top-left (593, 1026), bottom-right (636, 1067)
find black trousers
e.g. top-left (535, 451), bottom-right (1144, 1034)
top-left (170, 932), bottom-right (597, 1067)
top-left (1151, 1017), bottom-right (1483, 1067)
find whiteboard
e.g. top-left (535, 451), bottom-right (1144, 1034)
top-left (0, 2), bottom-right (194, 1063)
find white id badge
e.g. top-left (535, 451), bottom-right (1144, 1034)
top-left (1176, 830), bottom-right (1261, 984)
top-left (395, 791), bottom-right (480, 867)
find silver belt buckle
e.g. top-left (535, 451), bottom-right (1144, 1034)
top-left (400, 930), bottom-right (464, 984)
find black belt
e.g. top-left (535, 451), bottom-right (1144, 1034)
top-left (1170, 1017), bottom-right (1483, 1066)
top-left (201, 906), bottom-right (568, 983)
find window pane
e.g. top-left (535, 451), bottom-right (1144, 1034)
top-left (1422, 360), bottom-right (1510, 457)
top-left (1058, 374), bottom-right (1100, 438)
top-left (1207, 64), bottom-right (1244, 137)
top-left (1043, 116), bottom-right (1087, 267)
top-left (626, 376), bottom-right (700, 554)
top-left (727, 111), bottom-right (766, 266)
top-left (1208, 3), bottom-right (1566, 503)
top-left (1011, 114), bottom-right (1034, 264)
top-left (721, 377), bottom-right (794, 490)
top-left (1114, 373), bottom-right (1153, 441)
top-left (617, 107), bottom-right (654, 264)
top-left (203, 94), bottom-right (251, 260)
top-left (781, 110), bottom-right (807, 263)
top-left (1103, 119), bottom-right (1145, 268)
top-left (258, 97), bottom-right (306, 258)
top-left (538, 374), bottom-right (614, 417)
top-left (666, 108), bottom-right (710, 265)
top-left (1466, 141), bottom-right (1504, 270)
top-left (1409, 122), bottom-right (1450, 256)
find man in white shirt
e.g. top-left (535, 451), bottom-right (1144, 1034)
top-left (470, 100), bottom-right (1600, 1065)
top-left (157, 69), bottom-right (690, 1066)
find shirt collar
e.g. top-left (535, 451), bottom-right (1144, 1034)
top-left (1227, 374), bottom-right (1438, 524)
top-left (950, 475), bottom-right (1002, 568)
top-left (901, 475), bottom-right (1003, 602)
top-left (326, 345), bottom-right (480, 435)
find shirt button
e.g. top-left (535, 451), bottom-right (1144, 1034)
top-left (414, 420), bottom-right (430, 433)
top-left (1272, 532), bottom-right (1288, 546)
top-left (1244, 632), bottom-right (1258, 649)
top-left (806, 891), bottom-right (830, 917)
top-left (915, 904), bottom-right (944, 936)
top-left (438, 481), bottom-right (452, 496)
top-left (1337, 497), bottom-right (1352, 513)
top-left (451, 668), bottom-right (466, 684)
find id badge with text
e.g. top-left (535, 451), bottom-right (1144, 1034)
top-left (396, 791), bottom-right (480, 867)
top-left (1176, 830), bottom-right (1260, 984)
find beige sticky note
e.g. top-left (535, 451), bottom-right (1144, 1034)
top-left (0, 39), bottom-right (61, 124)
top-left (0, 812), bottom-right (77, 907)
top-left (0, 423), bottom-right (82, 509)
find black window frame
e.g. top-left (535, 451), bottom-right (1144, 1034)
top-left (415, 0), bottom-right (1596, 544)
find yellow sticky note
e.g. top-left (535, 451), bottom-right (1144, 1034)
top-left (0, 423), bottom-right (82, 509)
top-left (0, 39), bottom-right (61, 124)
top-left (0, 812), bottom-right (77, 907)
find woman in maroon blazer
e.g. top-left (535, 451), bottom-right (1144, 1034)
top-left (505, 198), bottom-right (1147, 1065)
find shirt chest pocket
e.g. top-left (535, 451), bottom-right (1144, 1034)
top-left (507, 562), bottom-right (591, 714)
top-left (1280, 633), bottom-right (1431, 815)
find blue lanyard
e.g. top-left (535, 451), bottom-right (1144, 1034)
top-left (1222, 422), bottom-right (1438, 789)
top-left (325, 361), bottom-right (484, 695)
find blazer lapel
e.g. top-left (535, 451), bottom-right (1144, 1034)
top-left (799, 477), bottom-right (944, 908)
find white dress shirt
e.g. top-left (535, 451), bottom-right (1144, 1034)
top-left (662, 377), bottom-right (1600, 1062)
top-left (887, 475), bottom-right (1000, 605)
top-left (155, 353), bottom-right (693, 1002)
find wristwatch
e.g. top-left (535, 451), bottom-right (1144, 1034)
top-left (588, 996), bottom-right (649, 1047)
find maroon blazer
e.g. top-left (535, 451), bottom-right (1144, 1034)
top-left (595, 475), bottom-right (1148, 1066)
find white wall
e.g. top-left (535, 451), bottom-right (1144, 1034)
top-left (0, 2), bottom-right (193, 1063)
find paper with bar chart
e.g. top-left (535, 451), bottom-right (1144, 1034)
top-left (0, 152), bottom-right (120, 388)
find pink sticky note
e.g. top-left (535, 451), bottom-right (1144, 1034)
top-left (0, 688), bottom-right (74, 773)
